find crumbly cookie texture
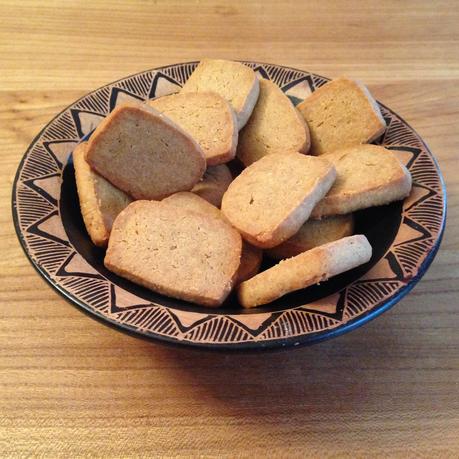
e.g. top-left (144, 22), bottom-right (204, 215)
top-left (266, 214), bottom-right (354, 260)
top-left (163, 192), bottom-right (262, 284)
top-left (238, 235), bottom-right (372, 308)
top-left (221, 152), bottom-right (336, 248)
top-left (73, 142), bottom-right (132, 247)
top-left (311, 144), bottom-right (412, 218)
top-left (86, 103), bottom-right (206, 200)
top-left (237, 78), bottom-right (310, 166)
top-left (181, 59), bottom-right (260, 129)
top-left (149, 92), bottom-right (238, 166)
top-left (297, 77), bottom-right (386, 155)
top-left (105, 200), bottom-right (242, 307)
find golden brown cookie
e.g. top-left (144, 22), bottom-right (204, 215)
top-left (297, 77), bottom-right (386, 155)
top-left (181, 59), bottom-right (259, 129)
top-left (266, 214), bottom-right (354, 260)
top-left (237, 78), bottom-right (310, 166)
top-left (73, 142), bottom-right (132, 247)
top-left (311, 145), bottom-right (412, 218)
top-left (105, 200), bottom-right (242, 307)
top-left (149, 92), bottom-right (238, 166)
top-left (238, 235), bottom-right (372, 308)
top-left (163, 192), bottom-right (262, 284)
top-left (221, 152), bottom-right (336, 248)
top-left (86, 103), bottom-right (206, 200)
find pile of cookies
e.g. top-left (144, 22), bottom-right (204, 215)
top-left (74, 59), bottom-right (412, 308)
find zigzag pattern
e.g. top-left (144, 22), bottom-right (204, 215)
top-left (259, 309), bottom-right (339, 340)
top-left (113, 306), bottom-right (181, 337)
top-left (26, 234), bottom-right (72, 274)
top-left (42, 111), bottom-right (78, 141)
top-left (61, 275), bottom-right (111, 314)
top-left (409, 152), bottom-right (443, 191)
top-left (16, 184), bottom-right (55, 230)
top-left (261, 65), bottom-right (306, 88)
top-left (383, 114), bottom-right (422, 147)
top-left (406, 193), bottom-right (444, 234)
top-left (182, 316), bottom-right (253, 343)
top-left (19, 143), bottom-right (60, 180)
top-left (162, 63), bottom-right (197, 85)
top-left (393, 238), bottom-right (434, 277)
top-left (74, 86), bottom-right (111, 114)
top-left (344, 280), bottom-right (402, 320)
top-left (116, 72), bottom-right (154, 99)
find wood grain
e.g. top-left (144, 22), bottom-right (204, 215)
top-left (1, 1), bottom-right (458, 457)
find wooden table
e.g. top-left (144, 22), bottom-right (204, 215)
top-left (1, 1), bottom-right (458, 456)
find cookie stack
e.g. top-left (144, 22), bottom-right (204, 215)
top-left (74, 59), bottom-right (412, 308)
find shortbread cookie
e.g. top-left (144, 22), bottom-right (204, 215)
top-left (73, 142), bottom-right (132, 247)
top-left (266, 214), bottom-right (354, 260)
top-left (181, 59), bottom-right (259, 129)
top-left (297, 77), bottom-right (386, 155)
top-left (86, 103), bottom-right (206, 200)
top-left (221, 153), bottom-right (336, 248)
top-left (237, 78), bottom-right (310, 166)
top-left (236, 242), bottom-right (263, 284)
top-left (105, 200), bottom-right (242, 307)
top-left (191, 164), bottom-right (233, 207)
top-left (311, 145), bottom-right (412, 218)
top-left (238, 235), bottom-right (372, 308)
top-left (163, 191), bottom-right (223, 221)
top-left (163, 192), bottom-right (262, 283)
top-left (149, 92), bottom-right (238, 166)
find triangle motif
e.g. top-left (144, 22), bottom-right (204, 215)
top-left (361, 256), bottom-right (398, 281)
top-left (15, 184), bottom-right (56, 231)
top-left (404, 184), bottom-right (434, 211)
top-left (44, 140), bottom-right (78, 167)
top-left (283, 79), bottom-right (312, 102)
top-left (113, 306), bottom-right (181, 337)
top-left (109, 87), bottom-right (145, 111)
top-left (71, 109), bottom-right (105, 138)
top-left (35, 212), bottom-right (69, 244)
top-left (20, 143), bottom-right (62, 180)
top-left (111, 284), bottom-right (151, 309)
top-left (304, 293), bottom-right (340, 314)
top-left (57, 252), bottom-right (102, 278)
top-left (149, 72), bottom-right (182, 98)
top-left (393, 217), bottom-right (430, 246)
top-left (229, 312), bottom-right (273, 332)
top-left (31, 174), bottom-right (62, 202)
top-left (172, 310), bottom-right (215, 329)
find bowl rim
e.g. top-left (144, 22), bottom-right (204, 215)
top-left (11, 61), bottom-right (447, 351)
